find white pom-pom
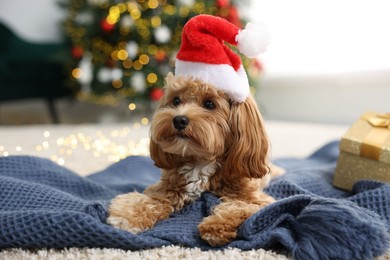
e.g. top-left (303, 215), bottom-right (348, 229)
top-left (236, 23), bottom-right (270, 58)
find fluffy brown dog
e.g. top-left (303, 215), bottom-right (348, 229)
top-left (108, 73), bottom-right (276, 246)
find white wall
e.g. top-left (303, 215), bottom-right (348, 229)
top-left (250, 0), bottom-right (390, 75)
top-left (0, 0), bottom-right (65, 43)
top-left (258, 70), bottom-right (390, 124)
top-left (251, 0), bottom-right (390, 124)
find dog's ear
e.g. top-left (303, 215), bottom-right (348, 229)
top-left (149, 138), bottom-right (177, 169)
top-left (149, 79), bottom-right (178, 170)
top-left (223, 95), bottom-right (269, 179)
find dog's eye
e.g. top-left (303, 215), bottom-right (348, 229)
top-left (204, 100), bottom-right (216, 110)
top-left (172, 97), bottom-right (181, 107)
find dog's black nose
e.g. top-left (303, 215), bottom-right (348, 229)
top-left (173, 115), bottom-right (189, 130)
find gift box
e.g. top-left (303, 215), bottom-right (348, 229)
top-left (333, 112), bottom-right (390, 191)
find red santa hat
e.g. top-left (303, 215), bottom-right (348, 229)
top-left (175, 14), bottom-right (269, 102)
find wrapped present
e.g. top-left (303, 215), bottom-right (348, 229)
top-left (333, 112), bottom-right (390, 191)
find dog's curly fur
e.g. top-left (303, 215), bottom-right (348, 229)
top-left (108, 73), bottom-right (276, 246)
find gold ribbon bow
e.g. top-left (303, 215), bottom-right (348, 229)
top-left (360, 113), bottom-right (390, 161)
top-left (367, 113), bottom-right (390, 129)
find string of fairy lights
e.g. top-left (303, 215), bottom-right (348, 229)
top-left (0, 121), bottom-right (150, 171)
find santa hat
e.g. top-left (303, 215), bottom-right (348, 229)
top-left (175, 14), bottom-right (269, 102)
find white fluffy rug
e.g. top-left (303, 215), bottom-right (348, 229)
top-left (0, 246), bottom-right (290, 260)
top-left (2, 247), bottom-right (390, 259)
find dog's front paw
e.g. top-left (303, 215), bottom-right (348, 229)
top-left (107, 216), bottom-right (144, 234)
top-left (198, 216), bottom-right (237, 247)
top-left (108, 192), bottom-right (173, 234)
top-left (108, 193), bottom-right (152, 233)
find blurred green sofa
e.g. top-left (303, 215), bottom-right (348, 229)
top-left (0, 22), bottom-right (73, 123)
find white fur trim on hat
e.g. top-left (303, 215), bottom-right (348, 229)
top-left (175, 59), bottom-right (250, 103)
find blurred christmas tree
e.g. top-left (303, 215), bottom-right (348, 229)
top-left (60, 0), bottom-right (262, 111)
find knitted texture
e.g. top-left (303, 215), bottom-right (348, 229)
top-left (0, 141), bottom-right (389, 259)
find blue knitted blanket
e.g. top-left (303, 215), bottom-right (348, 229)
top-left (0, 141), bottom-right (389, 259)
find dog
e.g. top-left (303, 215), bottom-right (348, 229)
top-left (107, 73), bottom-right (281, 246)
